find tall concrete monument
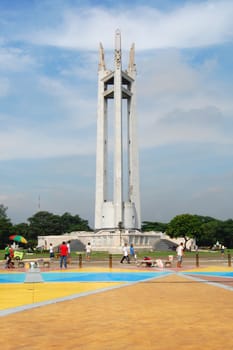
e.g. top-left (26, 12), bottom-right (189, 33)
top-left (95, 30), bottom-right (141, 233)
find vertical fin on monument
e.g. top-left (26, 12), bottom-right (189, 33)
top-left (98, 42), bottom-right (106, 71)
top-left (128, 43), bottom-right (136, 73)
top-left (115, 29), bottom-right (121, 68)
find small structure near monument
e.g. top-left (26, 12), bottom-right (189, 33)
top-left (24, 263), bottom-right (44, 283)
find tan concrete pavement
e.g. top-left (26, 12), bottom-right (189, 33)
top-left (0, 266), bottom-right (233, 350)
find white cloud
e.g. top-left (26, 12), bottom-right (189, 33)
top-left (0, 0), bottom-right (233, 225)
top-left (0, 195), bottom-right (9, 201)
top-left (0, 127), bottom-right (95, 160)
top-left (136, 49), bottom-right (233, 149)
top-left (1, 41), bottom-right (232, 160)
top-left (19, 1), bottom-right (233, 50)
top-left (0, 47), bottom-right (35, 71)
top-left (138, 50), bottom-right (201, 97)
top-left (39, 76), bottom-right (96, 129)
top-left (192, 186), bottom-right (224, 199)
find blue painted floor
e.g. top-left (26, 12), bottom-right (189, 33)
top-left (183, 271), bottom-right (233, 278)
top-left (0, 271), bottom-right (171, 284)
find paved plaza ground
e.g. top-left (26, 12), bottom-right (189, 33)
top-left (0, 259), bottom-right (233, 350)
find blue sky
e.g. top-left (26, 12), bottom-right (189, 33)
top-left (0, 0), bottom-right (233, 227)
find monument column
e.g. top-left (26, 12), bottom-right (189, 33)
top-left (113, 29), bottom-right (123, 228)
top-left (94, 30), bottom-right (141, 233)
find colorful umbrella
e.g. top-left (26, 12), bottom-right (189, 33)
top-left (9, 235), bottom-right (28, 244)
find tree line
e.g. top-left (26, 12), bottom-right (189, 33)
top-left (1, 204), bottom-right (232, 249)
top-left (0, 204), bottom-right (91, 249)
top-left (142, 213), bottom-right (233, 249)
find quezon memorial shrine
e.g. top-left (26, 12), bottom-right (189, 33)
top-left (38, 30), bottom-right (189, 252)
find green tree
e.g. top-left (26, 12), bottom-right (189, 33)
top-left (0, 204), bottom-right (13, 248)
top-left (217, 220), bottom-right (233, 248)
top-left (0, 204), bottom-right (8, 219)
top-left (142, 221), bottom-right (168, 232)
top-left (60, 212), bottom-right (91, 232)
top-left (12, 222), bottom-right (30, 239)
top-left (26, 211), bottom-right (91, 242)
top-left (197, 218), bottom-right (233, 248)
top-left (167, 214), bottom-right (202, 249)
top-left (12, 222), bottom-right (29, 234)
top-left (27, 211), bottom-right (62, 239)
top-left (198, 220), bottom-right (221, 247)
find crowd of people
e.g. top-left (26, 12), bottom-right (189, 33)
top-left (119, 241), bottom-right (185, 268)
top-left (3, 239), bottom-right (93, 269)
top-left (58, 240), bottom-right (92, 268)
top-left (7, 239), bottom-right (228, 270)
top-left (3, 239), bottom-right (180, 270)
top-left (120, 243), bottom-right (137, 264)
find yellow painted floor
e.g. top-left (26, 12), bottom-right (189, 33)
top-left (0, 266), bottom-right (125, 311)
top-left (0, 265), bottom-right (232, 312)
top-left (0, 281), bottom-right (123, 310)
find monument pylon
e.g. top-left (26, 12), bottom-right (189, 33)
top-left (95, 30), bottom-right (141, 233)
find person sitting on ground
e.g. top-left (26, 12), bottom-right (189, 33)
top-left (143, 256), bottom-right (152, 267)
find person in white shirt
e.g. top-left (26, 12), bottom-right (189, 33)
top-left (86, 242), bottom-right (92, 261)
top-left (49, 243), bottom-right (54, 260)
top-left (120, 243), bottom-right (130, 264)
top-left (176, 242), bottom-right (184, 268)
top-left (66, 241), bottom-right (71, 263)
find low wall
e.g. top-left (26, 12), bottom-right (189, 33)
top-left (37, 231), bottom-right (195, 253)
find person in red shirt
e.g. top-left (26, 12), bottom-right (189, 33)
top-left (59, 241), bottom-right (68, 268)
top-left (9, 246), bottom-right (14, 259)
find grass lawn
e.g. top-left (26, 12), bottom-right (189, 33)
top-left (0, 248), bottom-right (232, 261)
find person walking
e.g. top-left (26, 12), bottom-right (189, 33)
top-left (67, 240), bottom-right (71, 263)
top-left (49, 243), bottom-right (54, 260)
top-left (59, 241), bottom-right (68, 269)
top-left (9, 245), bottom-right (14, 259)
top-left (130, 243), bottom-right (137, 262)
top-left (120, 243), bottom-right (130, 264)
top-left (221, 245), bottom-right (225, 257)
top-left (85, 242), bottom-right (92, 261)
top-left (5, 245), bottom-right (14, 268)
top-left (4, 244), bottom-right (10, 259)
top-left (5, 254), bottom-right (14, 269)
top-left (176, 242), bottom-right (184, 268)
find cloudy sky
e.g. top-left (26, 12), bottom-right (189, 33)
top-left (0, 0), bottom-right (233, 227)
